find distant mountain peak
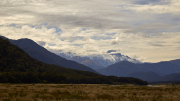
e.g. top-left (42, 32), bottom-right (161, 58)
top-left (0, 36), bottom-right (8, 39)
top-left (58, 51), bottom-right (141, 69)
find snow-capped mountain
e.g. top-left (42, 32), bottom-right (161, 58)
top-left (58, 51), bottom-right (142, 69)
top-left (88, 53), bottom-right (141, 67)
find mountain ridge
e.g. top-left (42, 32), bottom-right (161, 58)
top-left (0, 37), bottom-right (148, 85)
top-left (58, 52), bottom-right (141, 69)
top-left (1, 36), bottom-right (98, 73)
top-left (96, 59), bottom-right (180, 77)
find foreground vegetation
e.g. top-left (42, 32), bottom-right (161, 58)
top-left (0, 84), bottom-right (180, 101)
top-left (0, 37), bottom-right (147, 85)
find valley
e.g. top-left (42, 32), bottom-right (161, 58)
top-left (1, 36), bottom-right (180, 83)
top-left (0, 0), bottom-right (180, 100)
top-left (0, 84), bottom-right (180, 101)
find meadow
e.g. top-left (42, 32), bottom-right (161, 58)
top-left (0, 84), bottom-right (179, 101)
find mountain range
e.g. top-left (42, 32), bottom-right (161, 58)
top-left (126, 71), bottom-right (180, 82)
top-left (0, 36), bottom-right (148, 85)
top-left (0, 36), bottom-right (98, 73)
top-left (96, 60), bottom-right (180, 82)
top-left (58, 51), bottom-right (141, 69)
top-left (1, 35), bottom-right (180, 83)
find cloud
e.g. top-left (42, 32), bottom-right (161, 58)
top-left (0, 25), bottom-right (60, 43)
top-left (134, 0), bottom-right (168, 5)
top-left (0, 0), bottom-right (129, 29)
top-left (0, 0), bottom-right (180, 63)
top-left (111, 40), bottom-right (119, 45)
top-left (107, 50), bottom-right (117, 53)
top-left (111, 37), bottom-right (120, 45)
top-left (0, 0), bottom-right (179, 33)
top-left (126, 0), bottom-right (180, 15)
top-left (1, 25), bottom-right (180, 63)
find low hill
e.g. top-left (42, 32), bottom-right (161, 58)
top-left (127, 71), bottom-right (162, 82)
top-left (158, 73), bottom-right (180, 82)
top-left (0, 37), bottom-right (148, 85)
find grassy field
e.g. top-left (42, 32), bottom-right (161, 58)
top-left (0, 84), bottom-right (179, 101)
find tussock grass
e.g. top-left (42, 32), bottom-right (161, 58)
top-left (0, 84), bottom-right (179, 101)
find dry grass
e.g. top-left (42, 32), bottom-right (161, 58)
top-left (0, 83), bottom-right (179, 101)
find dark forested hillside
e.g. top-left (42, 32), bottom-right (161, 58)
top-left (0, 37), bottom-right (148, 85)
top-left (8, 38), bottom-right (98, 73)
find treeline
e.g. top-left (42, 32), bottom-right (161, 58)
top-left (0, 37), bottom-right (148, 85)
top-left (0, 72), bottom-right (147, 85)
top-left (0, 72), bottom-right (112, 84)
top-left (107, 76), bottom-right (148, 85)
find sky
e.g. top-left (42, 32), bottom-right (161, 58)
top-left (0, 0), bottom-right (180, 63)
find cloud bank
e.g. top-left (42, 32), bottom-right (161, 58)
top-left (0, 0), bottom-right (180, 63)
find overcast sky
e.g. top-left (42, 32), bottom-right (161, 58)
top-left (0, 0), bottom-right (180, 63)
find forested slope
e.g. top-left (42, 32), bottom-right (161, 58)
top-left (8, 38), bottom-right (98, 73)
top-left (0, 37), bottom-right (147, 85)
